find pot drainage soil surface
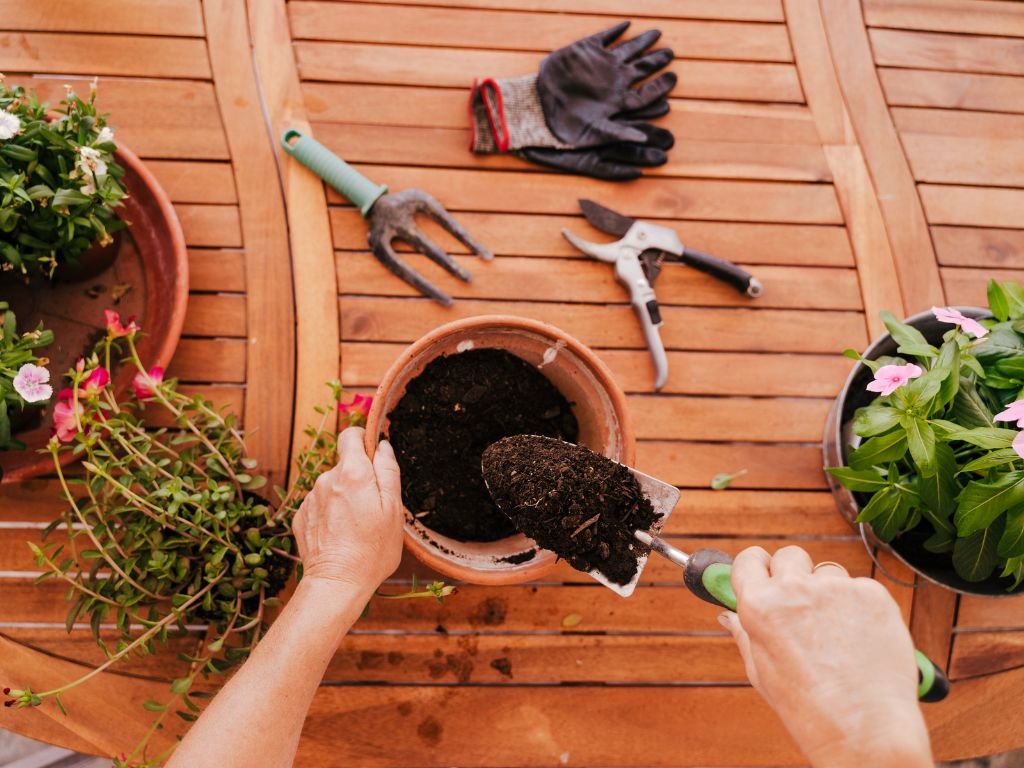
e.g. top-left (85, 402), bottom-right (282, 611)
top-left (387, 348), bottom-right (578, 542)
top-left (482, 435), bottom-right (658, 584)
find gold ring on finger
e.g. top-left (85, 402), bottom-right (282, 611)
top-left (812, 561), bottom-right (849, 576)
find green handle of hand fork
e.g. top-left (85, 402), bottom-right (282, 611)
top-left (281, 128), bottom-right (387, 217)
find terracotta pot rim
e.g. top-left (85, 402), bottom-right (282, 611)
top-left (1, 141), bottom-right (188, 484)
top-left (363, 314), bottom-right (635, 586)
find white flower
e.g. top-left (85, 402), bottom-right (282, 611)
top-left (12, 363), bottom-right (53, 403)
top-left (97, 126), bottom-right (114, 145)
top-left (76, 145), bottom-right (107, 191)
top-left (0, 110), bottom-right (21, 141)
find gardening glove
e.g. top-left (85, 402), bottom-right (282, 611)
top-left (470, 86), bottom-right (674, 181)
top-left (469, 20), bottom-right (677, 153)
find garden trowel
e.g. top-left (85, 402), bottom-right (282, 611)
top-left (481, 437), bottom-right (950, 703)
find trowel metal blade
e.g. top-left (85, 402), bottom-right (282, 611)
top-left (590, 463), bottom-right (679, 598)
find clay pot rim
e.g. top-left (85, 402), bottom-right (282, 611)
top-left (363, 314), bottom-right (635, 586)
top-left (1, 141), bottom-right (189, 483)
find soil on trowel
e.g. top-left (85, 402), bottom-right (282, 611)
top-left (387, 348), bottom-right (578, 542)
top-left (481, 435), bottom-right (659, 585)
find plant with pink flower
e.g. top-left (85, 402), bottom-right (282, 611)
top-left (7, 315), bottom-right (452, 766)
top-left (339, 392), bottom-right (372, 427)
top-left (829, 280), bottom-right (1024, 590)
top-left (0, 301), bottom-right (54, 451)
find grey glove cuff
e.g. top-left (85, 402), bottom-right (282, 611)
top-left (469, 75), bottom-right (571, 154)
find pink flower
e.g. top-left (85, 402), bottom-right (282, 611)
top-left (339, 393), bottom-right (372, 426)
top-left (1014, 431), bottom-right (1024, 461)
top-left (131, 366), bottom-right (164, 400)
top-left (104, 309), bottom-right (139, 338)
top-left (995, 399), bottom-right (1024, 429)
top-left (52, 396), bottom-right (83, 443)
top-left (866, 363), bottom-right (923, 397)
top-left (932, 306), bottom-right (988, 338)
top-left (80, 367), bottom-right (110, 397)
top-left (12, 364), bottom-right (52, 403)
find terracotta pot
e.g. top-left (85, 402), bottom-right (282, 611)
top-left (364, 315), bottom-right (635, 586)
top-left (0, 142), bottom-right (189, 483)
top-left (824, 306), bottom-right (1022, 597)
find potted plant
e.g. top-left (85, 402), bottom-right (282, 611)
top-left (825, 280), bottom-right (1024, 595)
top-left (0, 78), bottom-right (189, 483)
top-left (0, 77), bottom-right (127, 280)
top-left (0, 300), bottom-right (53, 456)
top-left (3, 315), bottom-right (453, 767)
top-left (364, 315), bottom-right (635, 585)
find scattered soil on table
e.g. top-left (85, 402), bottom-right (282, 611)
top-left (387, 348), bottom-right (578, 542)
top-left (481, 435), bottom-right (659, 585)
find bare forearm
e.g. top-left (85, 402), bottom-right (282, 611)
top-left (167, 577), bottom-right (370, 768)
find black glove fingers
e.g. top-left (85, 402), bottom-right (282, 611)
top-left (623, 122), bottom-right (675, 150)
top-left (630, 47), bottom-right (674, 80)
top-left (623, 71), bottom-right (678, 111)
top-left (619, 99), bottom-right (670, 121)
top-left (599, 142), bottom-right (668, 167)
top-left (586, 118), bottom-right (648, 146)
top-left (593, 20), bottom-right (631, 47)
top-left (519, 146), bottom-right (644, 182)
top-left (612, 28), bottom-right (662, 61)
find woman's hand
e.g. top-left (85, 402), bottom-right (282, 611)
top-left (292, 427), bottom-right (404, 595)
top-left (719, 545), bottom-right (933, 768)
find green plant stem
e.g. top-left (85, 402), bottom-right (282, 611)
top-left (51, 445), bottom-right (163, 600)
top-left (31, 570), bottom-right (226, 700)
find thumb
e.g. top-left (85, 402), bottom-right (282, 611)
top-left (718, 611), bottom-right (762, 692)
top-left (373, 439), bottom-right (403, 516)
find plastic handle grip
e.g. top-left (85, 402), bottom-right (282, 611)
top-left (280, 129), bottom-right (387, 217)
top-left (682, 548), bottom-right (950, 703)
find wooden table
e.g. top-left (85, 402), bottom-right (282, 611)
top-left (2, 0), bottom-right (1024, 764)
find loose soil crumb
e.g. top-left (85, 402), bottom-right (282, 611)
top-left (481, 435), bottom-right (659, 585)
top-left (490, 657), bottom-right (513, 678)
top-left (387, 348), bottom-right (578, 542)
top-left (499, 548), bottom-right (537, 565)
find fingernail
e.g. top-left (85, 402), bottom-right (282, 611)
top-left (716, 611), bottom-right (732, 630)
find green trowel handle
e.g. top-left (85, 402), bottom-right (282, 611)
top-left (280, 129), bottom-right (387, 217)
top-left (682, 547), bottom-right (950, 703)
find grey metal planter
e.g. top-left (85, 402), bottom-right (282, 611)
top-left (823, 306), bottom-right (1021, 597)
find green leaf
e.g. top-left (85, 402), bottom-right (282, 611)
top-left (857, 486), bottom-right (904, 541)
top-left (917, 443), bottom-right (957, 533)
top-left (880, 311), bottom-right (937, 358)
top-left (952, 379), bottom-right (994, 428)
top-left (848, 430), bottom-right (908, 469)
top-left (938, 426), bottom-right (1016, 450)
top-left (960, 448), bottom-right (1020, 475)
top-left (989, 279), bottom-right (1010, 322)
top-left (842, 348), bottom-right (881, 373)
top-left (998, 507), bottom-right (1024, 558)
top-left (902, 415), bottom-right (936, 476)
top-left (1000, 555), bottom-right (1024, 590)
top-left (935, 341), bottom-right (961, 408)
top-left (953, 520), bottom-right (1003, 582)
top-left (826, 466), bottom-right (890, 492)
top-left (51, 188), bottom-right (91, 208)
top-left (955, 471), bottom-right (1024, 536)
top-left (143, 699), bottom-right (168, 712)
top-left (170, 677), bottom-right (192, 694)
top-left (852, 405), bottom-right (901, 437)
top-left (923, 527), bottom-right (955, 554)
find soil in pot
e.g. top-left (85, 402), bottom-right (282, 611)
top-left (386, 348), bottom-right (579, 542)
top-left (481, 435), bottom-right (659, 585)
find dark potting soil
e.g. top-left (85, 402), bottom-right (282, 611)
top-left (386, 348), bottom-right (579, 542)
top-left (481, 435), bottom-right (659, 585)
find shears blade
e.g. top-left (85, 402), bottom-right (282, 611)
top-left (579, 199), bottom-right (634, 237)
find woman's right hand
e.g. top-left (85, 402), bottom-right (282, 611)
top-left (719, 545), bottom-right (933, 768)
